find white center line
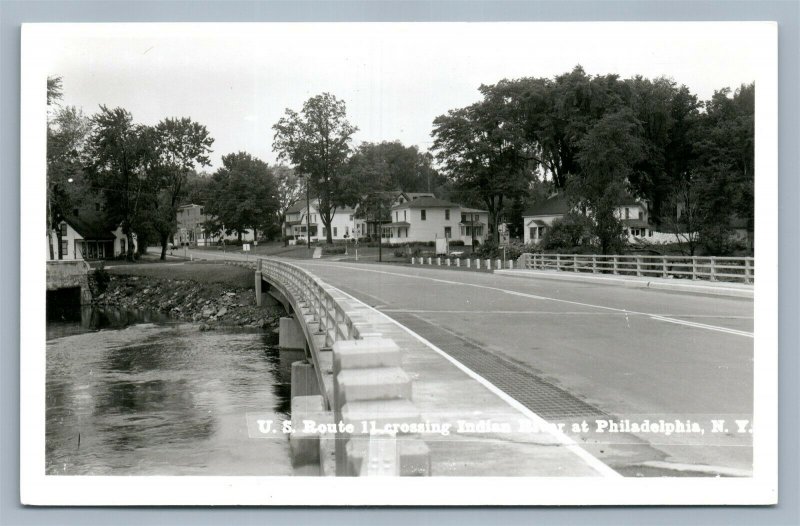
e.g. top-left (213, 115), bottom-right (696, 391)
top-left (300, 261), bottom-right (754, 338)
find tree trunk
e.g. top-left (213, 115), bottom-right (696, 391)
top-left (56, 229), bottom-right (63, 260)
top-left (126, 232), bottom-right (135, 261)
top-left (160, 234), bottom-right (168, 260)
top-left (325, 218), bottom-right (333, 244)
top-left (238, 231), bottom-right (242, 242)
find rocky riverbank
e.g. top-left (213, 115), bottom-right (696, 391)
top-left (93, 273), bottom-right (282, 331)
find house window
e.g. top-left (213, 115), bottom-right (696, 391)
top-left (638, 210), bottom-right (643, 219)
top-left (403, 210), bottom-right (407, 221)
top-left (60, 240), bottom-right (68, 257)
top-left (59, 223), bottom-right (67, 236)
top-left (322, 227), bottom-right (327, 237)
top-left (444, 227), bottom-right (451, 238)
top-left (625, 207), bottom-right (630, 219)
top-left (349, 215), bottom-right (354, 221)
top-left (333, 227), bottom-right (338, 237)
top-left (395, 211), bottom-right (399, 221)
top-left (421, 210), bottom-right (426, 220)
top-left (445, 209), bottom-right (450, 220)
top-left (461, 213), bottom-right (467, 223)
top-left (475, 226), bottom-right (483, 236)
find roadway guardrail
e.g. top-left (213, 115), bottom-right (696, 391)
top-left (517, 253), bottom-right (754, 284)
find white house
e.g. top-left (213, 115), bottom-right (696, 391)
top-left (284, 199), bottom-right (366, 243)
top-left (355, 191), bottom-right (436, 238)
top-left (47, 215), bottom-right (137, 261)
top-left (523, 194), bottom-right (655, 244)
top-left (384, 197), bottom-right (489, 246)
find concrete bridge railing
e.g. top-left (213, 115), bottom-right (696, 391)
top-left (517, 253), bottom-right (755, 284)
top-left (256, 257), bottom-right (431, 477)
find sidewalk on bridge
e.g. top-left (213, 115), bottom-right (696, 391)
top-left (495, 268), bottom-right (754, 299)
top-left (327, 291), bottom-right (617, 478)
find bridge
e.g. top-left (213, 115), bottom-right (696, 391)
top-left (46, 259), bottom-right (92, 308)
top-left (203, 249), bottom-right (754, 478)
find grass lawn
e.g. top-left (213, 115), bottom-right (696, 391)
top-left (107, 262), bottom-right (255, 289)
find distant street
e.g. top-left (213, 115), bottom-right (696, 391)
top-left (191, 248), bottom-right (754, 473)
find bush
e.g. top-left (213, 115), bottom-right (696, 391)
top-left (541, 213), bottom-right (594, 251)
top-left (322, 245), bottom-right (347, 255)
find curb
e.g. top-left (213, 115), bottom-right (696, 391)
top-left (495, 269), bottom-right (754, 299)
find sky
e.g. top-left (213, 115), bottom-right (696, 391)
top-left (44, 22), bottom-right (764, 172)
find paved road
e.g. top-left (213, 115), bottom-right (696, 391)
top-left (192, 249), bottom-right (755, 474)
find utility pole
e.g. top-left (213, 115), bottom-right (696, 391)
top-left (471, 212), bottom-right (476, 253)
top-left (305, 173), bottom-right (311, 251)
top-left (378, 196), bottom-right (383, 263)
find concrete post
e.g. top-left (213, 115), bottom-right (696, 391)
top-left (455, 259), bottom-right (461, 267)
top-left (474, 259), bottom-right (480, 269)
top-left (279, 317), bottom-right (306, 351)
top-left (465, 259), bottom-right (470, 268)
top-left (495, 258), bottom-right (502, 269)
top-left (292, 360), bottom-right (321, 399)
top-left (446, 259), bottom-right (451, 267)
top-left (255, 271), bottom-right (263, 306)
top-left (485, 259), bottom-right (491, 269)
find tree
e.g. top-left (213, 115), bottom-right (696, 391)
top-left (346, 141), bottom-right (443, 194)
top-left (272, 93), bottom-right (358, 244)
top-left (273, 165), bottom-right (303, 245)
top-left (204, 152), bottom-right (278, 242)
top-left (572, 108), bottom-right (646, 254)
top-left (150, 117), bottom-right (214, 259)
top-left (693, 84), bottom-right (755, 254)
top-left (85, 106), bottom-right (154, 261)
top-left (47, 104), bottom-right (91, 259)
top-left (432, 82), bottom-right (535, 242)
top-left (662, 179), bottom-right (702, 255)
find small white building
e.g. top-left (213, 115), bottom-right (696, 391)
top-left (384, 197), bottom-right (489, 246)
top-left (47, 215), bottom-right (137, 261)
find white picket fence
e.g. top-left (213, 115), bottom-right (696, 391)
top-left (517, 253), bottom-right (754, 284)
top-left (410, 256), bottom-right (514, 270)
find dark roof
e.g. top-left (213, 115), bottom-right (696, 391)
top-left (387, 221), bottom-right (411, 227)
top-left (62, 214), bottom-right (116, 241)
top-left (523, 195), bottom-right (572, 217)
top-left (526, 219), bottom-right (549, 227)
top-left (394, 196), bottom-right (459, 209)
top-left (286, 202), bottom-right (306, 214)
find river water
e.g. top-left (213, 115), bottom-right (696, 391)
top-left (46, 308), bottom-right (294, 476)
